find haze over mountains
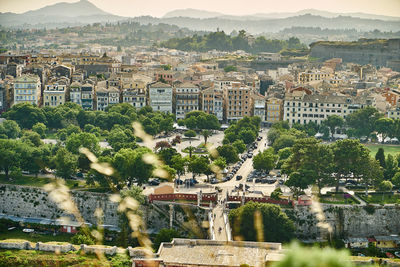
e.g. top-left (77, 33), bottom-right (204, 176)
top-left (1, 0), bottom-right (400, 34)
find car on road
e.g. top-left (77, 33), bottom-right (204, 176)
top-left (248, 153), bottom-right (253, 158)
top-left (210, 178), bottom-right (218, 184)
top-left (149, 179), bottom-right (160, 186)
top-left (257, 136), bottom-right (262, 141)
top-left (236, 175), bottom-right (243, 181)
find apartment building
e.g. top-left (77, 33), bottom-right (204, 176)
top-left (201, 87), bottom-right (223, 121)
top-left (70, 82), bottom-right (82, 106)
top-left (214, 78), bottom-right (239, 90)
top-left (224, 82), bottom-right (252, 122)
top-left (382, 89), bottom-right (400, 107)
top-left (174, 82), bottom-right (199, 120)
top-left (122, 87), bottom-right (146, 109)
top-left (252, 92), bottom-right (266, 123)
top-left (108, 87), bottom-right (120, 106)
top-left (283, 91), bottom-right (376, 125)
top-left (387, 107), bottom-right (400, 120)
top-left (148, 82), bottom-right (173, 113)
top-left (297, 70), bottom-right (332, 84)
top-left (95, 87), bottom-right (109, 111)
top-left (43, 80), bottom-right (68, 107)
top-left (266, 97), bottom-right (283, 124)
top-left (81, 83), bottom-right (94, 110)
top-left (13, 74), bottom-right (41, 106)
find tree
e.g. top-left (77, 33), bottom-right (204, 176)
top-left (21, 131), bottom-right (43, 147)
top-left (212, 157), bottom-right (227, 171)
top-left (188, 156), bottom-right (209, 179)
top-left (232, 139), bottom-right (246, 153)
top-left (153, 228), bottom-right (181, 250)
top-left (359, 157), bottom-right (383, 196)
top-left (216, 145), bottom-right (239, 164)
top-left (331, 139), bottom-right (370, 193)
top-left (158, 148), bottom-right (178, 166)
top-left (66, 132), bottom-right (100, 155)
top-left (375, 148), bottom-right (386, 169)
top-left (71, 233), bottom-right (95, 245)
top-left (253, 149), bottom-right (277, 173)
top-left (345, 107), bottom-right (382, 138)
top-left (171, 154), bottom-right (186, 179)
top-left (159, 116), bottom-right (174, 134)
top-left (54, 148), bottom-right (78, 179)
top-left (229, 202), bottom-right (294, 242)
top-left (323, 115), bottom-right (344, 138)
top-left (272, 134), bottom-right (296, 152)
top-left (0, 120), bottom-right (21, 138)
top-left (113, 147), bottom-right (154, 185)
top-left (0, 139), bottom-right (21, 180)
top-left (283, 138), bottom-right (334, 195)
top-left (270, 188), bottom-right (282, 200)
top-left (155, 141), bottom-right (172, 151)
top-left (184, 130), bottom-right (196, 138)
top-left (375, 117), bottom-right (394, 142)
top-left (32, 122), bottom-right (47, 138)
top-left (379, 180), bottom-right (393, 191)
top-left (384, 154), bottom-right (399, 180)
top-left (3, 103), bottom-right (46, 129)
top-left (392, 172), bottom-right (400, 188)
top-left (201, 130), bottom-right (211, 145)
top-left (285, 170), bottom-right (314, 197)
top-left (224, 65), bottom-right (237, 72)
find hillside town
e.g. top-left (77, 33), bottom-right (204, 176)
top-left (1, 1), bottom-right (400, 266)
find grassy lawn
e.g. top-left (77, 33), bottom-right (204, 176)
top-left (0, 174), bottom-right (90, 189)
top-left (357, 192), bottom-right (400, 205)
top-left (319, 193), bottom-right (359, 205)
top-left (0, 230), bottom-right (72, 244)
top-left (364, 144), bottom-right (400, 157)
top-left (0, 249), bottom-right (131, 267)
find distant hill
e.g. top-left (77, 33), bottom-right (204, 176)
top-left (163, 8), bottom-right (400, 22)
top-left (163, 9), bottom-right (224, 19)
top-left (0, 0), bottom-right (124, 28)
top-left (131, 14), bottom-right (400, 34)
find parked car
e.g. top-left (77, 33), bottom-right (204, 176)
top-left (255, 178), bottom-right (261, 183)
top-left (394, 252), bottom-right (400, 258)
top-left (149, 179), bottom-right (160, 186)
top-left (236, 175), bottom-right (243, 181)
top-left (246, 178), bottom-right (253, 182)
top-left (174, 179), bottom-right (183, 185)
top-left (210, 178), bottom-right (218, 184)
top-left (22, 229), bottom-right (34, 233)
top-left (261, 178), bottom-right (268, 184)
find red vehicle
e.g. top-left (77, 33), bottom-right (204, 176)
top-left (386, 252), bottom-right (395, 258)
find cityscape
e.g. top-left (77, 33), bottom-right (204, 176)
top-left (0, 0), bottom-right (400, 266)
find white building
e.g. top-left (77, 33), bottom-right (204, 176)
top-left (122, 87), bottom-right (146, 109)
top-left (13, 74), bottom-right (41, 106)
top-left (148, 82), bottom-right (173, 114)
top-left (70, 82), bottom-right (82, 106)
top-left (283, 91), bottom-right (376, 125)
top-left (252, 92), bottom-right (266, 123)
top-left (43, 80), bottom-right (67, 107)
top-left (174, 82), bottom-right (199, 120)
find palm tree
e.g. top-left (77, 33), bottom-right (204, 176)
top-left (201, 130), bottom-right (211, 145)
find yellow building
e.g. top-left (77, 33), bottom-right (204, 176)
top-left (43, 79), bottom-right (68, 107)
top-left (374, 236), bottom-right (400, 249)
top-left (297, 70), bottom-right (332, 84)
top-left (266, 97), bottom-right (283, 124)
top-left (13, 74), bottom-right (41, 106)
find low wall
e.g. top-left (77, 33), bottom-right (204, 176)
top-left (0, 184), bottom-right (119, 225)
top-left (0, 241), bottom-right (118, 255)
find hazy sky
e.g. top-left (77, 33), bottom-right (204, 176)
top-left (1, 0), bottom-right (399, 17)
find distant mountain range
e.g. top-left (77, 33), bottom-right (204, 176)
top-left (1, 0), bottom-right (400, 34)
top-left (0, 0), bottom-right (124, 28)
top-left (163, 8), bottom-right (400, 21)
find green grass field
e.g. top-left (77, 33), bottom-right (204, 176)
top-left (319, 193), bottom-right (359, 205)
top-left (0, 230), bottom-right (72, 244)
top-left (0, 174), bottom-right (89, 189)
top-left (364, 144), bottom-right (400, 157)
top-left (357, 192), bottom-right (400, 205)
